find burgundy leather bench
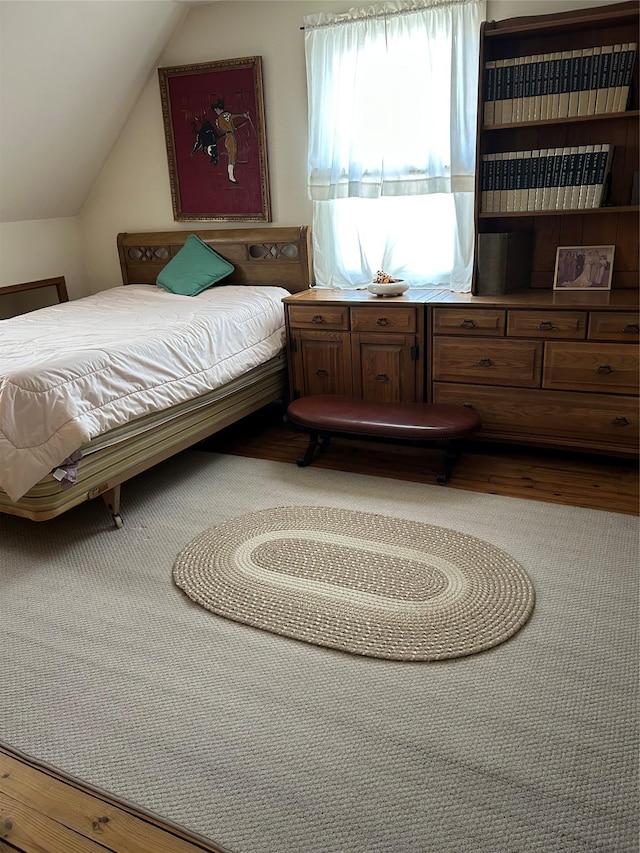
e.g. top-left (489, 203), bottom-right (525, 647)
top-left (286, 395), bottom-right (481, 484)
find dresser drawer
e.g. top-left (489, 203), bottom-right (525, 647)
top-left (507, 310), bottom-right (587, 339)
top-left (287, 305), bottom-right (349, 330)
top-left (432, 308), bottom-right (506, 336)
top-left (432, 338), bottom-right (542, 387)
top-left (543, 342), bottom-right (640, 395)
top-left (432, 382), bottom-right (639, 452)
top-left (588, 312), bottom-right (640, 342)
top-left (351, 306), bottom-right (417, 333)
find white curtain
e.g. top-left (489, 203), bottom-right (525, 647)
top-left (304, 0), bottom-right (485, 291)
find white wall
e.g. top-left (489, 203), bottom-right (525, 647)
top-left (0, 218), bottom-right (87, 299)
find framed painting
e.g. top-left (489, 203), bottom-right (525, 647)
top-left (553, 245), bottom-right (615, 290)
top-left (158, 56), bottom-right (271, 221)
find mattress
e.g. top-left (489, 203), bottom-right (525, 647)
top-left (0, 352), bottom-right (287, 521)
top-left (0, 284), bottom-right (288, 501)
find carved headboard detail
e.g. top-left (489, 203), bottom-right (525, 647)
top-left (117, 226), bottom-right (313, 293)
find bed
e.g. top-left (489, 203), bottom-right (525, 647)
top-left (0, 225), bottom-right (312, 527)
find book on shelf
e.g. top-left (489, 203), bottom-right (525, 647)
top-left (501, 57), bottom-right (516, 124)
top-left (613, 42), bottom-right (637, 112)
top-left (480, 144), bottom-right (615, 213)
top-left (576, 48), bottom-right (593, 116)
top-left (482, 43), bottom-right (636, 125)
top-left (546, 52), bottom-right (563, 120)
top-left (587, 47), bottom-right (602, 115)
top-left (558, 50), bottom-right (572, 117)
top-left (604, 44), bottom-right (623, 113)
top-left (590, 144), bottom-right (614, 208)
top-left (594, 47), bottom-right (613, 113)
top-left (567, 48), bottom-right (584, 117)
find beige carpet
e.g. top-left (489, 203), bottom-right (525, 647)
top-left (173, 505), bottom-right (535, 661)
top-left (0, 450), bottom-right (638, 853)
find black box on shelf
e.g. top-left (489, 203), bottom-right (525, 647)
top-left (476, 232), bottom-right (533, 295)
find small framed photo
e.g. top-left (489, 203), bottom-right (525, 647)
top-left (553, 245), bottom-right (615, 290)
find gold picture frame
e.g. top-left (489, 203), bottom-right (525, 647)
top-left (158, 56), bottom-right (271, 222)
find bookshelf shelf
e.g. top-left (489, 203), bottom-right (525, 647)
top-left (473, 0), bottom-right (640, 294)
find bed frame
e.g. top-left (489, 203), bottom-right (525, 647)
top-left (0, 226), bottom-right (312, 527)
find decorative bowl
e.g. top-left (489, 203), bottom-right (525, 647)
top-left (367, 280), bottom-right (408, 297)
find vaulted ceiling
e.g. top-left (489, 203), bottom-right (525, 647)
top-left (0, 1), bottom-right (192, 223)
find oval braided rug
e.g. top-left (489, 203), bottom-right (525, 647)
top-left (173, 506), bottom-right (535, 661)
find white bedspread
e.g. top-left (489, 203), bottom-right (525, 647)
top-left (0, 284), bottom-right (288, 501)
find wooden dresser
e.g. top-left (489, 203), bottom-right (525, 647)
top-left (284, 289), bottom-right (639, 458)
top-left (284, 289), bottom-right (425, 404)
top-left (429, 291), bottom-right (639, 456)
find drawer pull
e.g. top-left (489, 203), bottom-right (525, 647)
top-left (622, 323), bottom-right (639, 334)
top-left (311, 314), bottom-right (325, 324)
top-left (537, 320), bottom-right (554, 331)
top-left (375, 373), bottom-right (389, 382)
top-left (460, 319), bottom-right (476, 329)
top-left (376, 317), bottom-right (390, 326)
top-left (611, 416), bottom-right (630, 427)
top-left (316, 368), bottom-right (328, 377)
top-left (596, 364), bottom-right (613, 375)
top-left (477, 357), bottom-right (493, 367)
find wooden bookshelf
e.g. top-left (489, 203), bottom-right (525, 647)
top-left (474, 0), bottom-right (640, 293)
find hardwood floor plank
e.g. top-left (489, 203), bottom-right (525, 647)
top-left (0, 749), bottom-right (226, 853)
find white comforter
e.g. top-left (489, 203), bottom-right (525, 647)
top-left (0, 284), bottom-right (288, 501)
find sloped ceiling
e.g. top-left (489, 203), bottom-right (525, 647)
top-left (0, 1), bottom-right (191, 223)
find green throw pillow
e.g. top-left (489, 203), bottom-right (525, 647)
top-left (156, 234), bottom-right (234, 296)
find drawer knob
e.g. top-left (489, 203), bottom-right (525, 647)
top-left (611, 416), bottom-right (630, 427)
top-left (316, 368), bottom-right (328, 377)
top-left (622, 323), bottom-right (639, 334)
top-left (477, 357), bottom-right (493, 367)
top-left (460, 319), bottom-right (476, 329)
top-left (311, 314), bottom-right (325, 324)
top-left (538, 320), bottom-right (554, 331)
top-left (596, 364), bottom-right (613, 375)
top-left (375, 373), bottom-right (389, 382)
top-left (376, 317), bottom-right (390, 326)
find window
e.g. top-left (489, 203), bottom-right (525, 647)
top-left (304, 0), bottom-right (485, 291)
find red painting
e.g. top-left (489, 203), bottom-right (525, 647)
top-left (159, 57), bottom-right (271, 221)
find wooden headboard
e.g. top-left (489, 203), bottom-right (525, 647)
top-left (117, 226), bottom-right (313, 293)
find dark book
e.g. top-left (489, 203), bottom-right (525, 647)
top-left (547, 53), bottom-right (563, 119)
top-left (591, 144), bottom-right (614, 207)
top-left (494, 59), bottom-right (505, 123)
top-left (595, 47), bottom-right (613, 113)
top-left (605, 45), bottom-right (623, 112)
top-left (502, 58), bottom-right (515, 123)
top-left (588, 47), bottom-right (602, 114)
top-left (577, 49), bottom-right (593, 114)
top-left (483, 61), bottom-right (496, 125)
top-left (527, 150), bottom-right (542, 211)
top-left (578, 146), bottom-right (596, 206)
top-left (568, 49), bottom-right (583, 116)
top-left (512, 59), bottom-right (525, 122)
top-left (532, 57), bottom-right (546, 119)
top-left (513, 155), bottom-right (526, 211)
top-left (558, 50), bottom-right (572, 116)
top-left (565, 146), bottom-right (583, 210)
top-left (613, 43), bottom-right (637, 112)
top-left (548, 148), bottom-right (564, 210)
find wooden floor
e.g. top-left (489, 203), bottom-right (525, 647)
top-left (2, 405), bottom-right (638, 853)
top-left (204, 402), bottom-right (639, 516)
